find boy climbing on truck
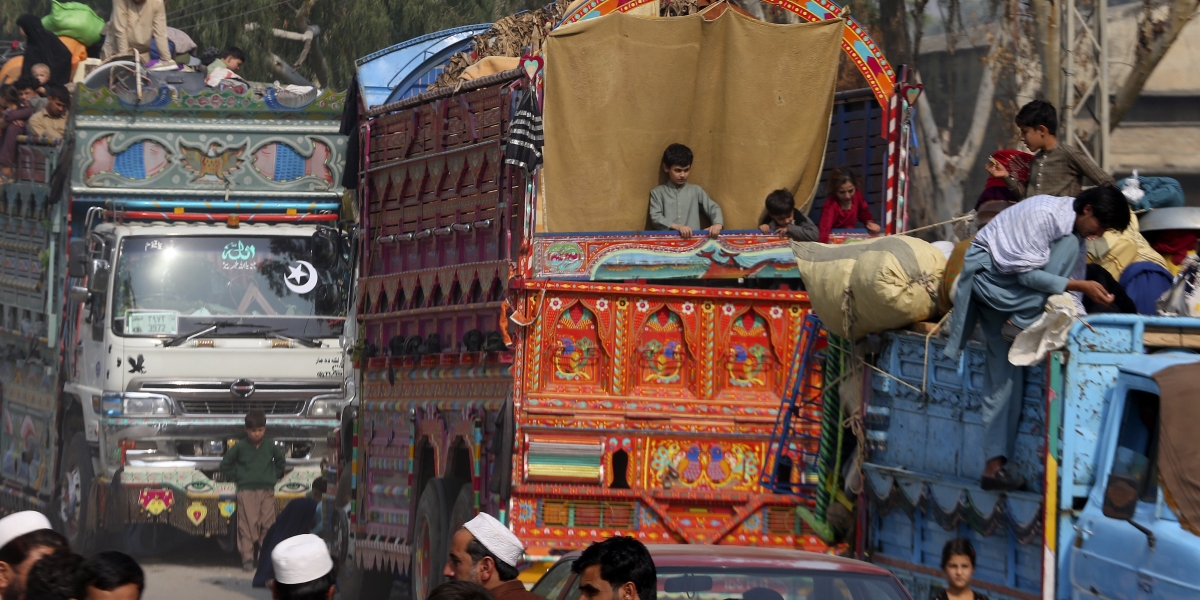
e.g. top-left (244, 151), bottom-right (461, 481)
top-left (986, 100), bottom-right (1116, 199)
top-left (221, 409), bottom-right (287, 571)
top-left (648, 143), bottom-right (724, 240)
top-left (758, 189), bottom-right (819, 241)
top-left (944, 187), bottom-right (1129, 492)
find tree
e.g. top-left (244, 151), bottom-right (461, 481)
top-left (915, 29), bottom-right (1004, 227)
top-left (171, 0), bottom-right (390, 89)
top-left (1110, 0), bottom-right (1199, 128)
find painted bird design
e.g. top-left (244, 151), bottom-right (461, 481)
top-left (679, 445), bottom-right (703, 483)
top-left (127, 354), bottom-right (145, 374)
top-left (707, 446), bottom-right (731, 484)
top-left (179, 141), bottom-right (245, 183)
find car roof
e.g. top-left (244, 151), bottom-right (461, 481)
top-left (552, 545), bottom-right (895, 577)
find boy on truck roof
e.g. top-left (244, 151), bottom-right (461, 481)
top-left (944, 187), bottom-right (1130, 492)
top-left (648, 143), bottom-right (724, 240)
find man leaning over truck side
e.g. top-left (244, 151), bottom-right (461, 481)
top-left (944, 187), bottom-right (1130, 492)
top-left (221, 409), bottom-right (287, 571)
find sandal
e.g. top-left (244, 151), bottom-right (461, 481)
top-left (981, 467), bottom-right (1026, 492)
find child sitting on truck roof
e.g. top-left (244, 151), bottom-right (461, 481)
top-left (758, 189), bottom-right (818, 242)
top-left (648, 143), bottom-right (724, 240)
top-left (986, 100), bottom-right (1116, 199)
top-left (944, 187), bottom-right (1130, 492)
top-left (816, 168), bottom-right (880, 243)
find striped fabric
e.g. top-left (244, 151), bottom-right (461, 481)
top-left (526, 438), bottom-right (602, 483)
top-left (504, 89), bottom-right (543, 173)
top-left (973, 195), bottom-right (1076, 274)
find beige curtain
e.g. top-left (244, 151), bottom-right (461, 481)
top-left (542, 10), bottom-right (843, 233)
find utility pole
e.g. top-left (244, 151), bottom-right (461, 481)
top-left (1060, 0), bottom-right (1109, 170)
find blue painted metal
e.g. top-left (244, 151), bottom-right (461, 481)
top-left (867, 314), bottom-right (1200, 600)
top-left (90, 198), bottom-right (341, 212)
top-left (761, 314), bottom-right (825, 496)
top-left (355, 25), bottom-right (491, 108)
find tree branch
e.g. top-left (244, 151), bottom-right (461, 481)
top-left (1111, 0), bottom-right (1199, 128)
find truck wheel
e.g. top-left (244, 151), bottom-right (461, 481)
top-left (410, 478), bottom-right (464, 600)
top-left (447, 482), bottom-right (476, 538)
top-left (338, 558), bottom-right (394, 600)
top-left (56, 433), bottom-right (94, 553)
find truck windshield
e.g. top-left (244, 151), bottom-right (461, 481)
top-left (111, 235), bottom-right (345, 338)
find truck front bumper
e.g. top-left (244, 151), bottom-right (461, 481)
top-left (98, 416), bottom-right (336, 537)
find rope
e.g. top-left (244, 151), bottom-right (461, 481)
top-left (508, 287), bottom-right (546, 327)
top-left (889, 213), bottom-right (975, 237)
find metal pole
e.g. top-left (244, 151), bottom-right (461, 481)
top-left (1062, 0), bottom-right (1075, 147)
top-left (1098, 0), bottom-right (1109, 170)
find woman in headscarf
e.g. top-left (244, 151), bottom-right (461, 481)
top-left (17, 14), bottom-right (73, 86)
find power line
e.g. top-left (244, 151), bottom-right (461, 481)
top-left (169, 0), bottom-right (248, 21)
top-left (185, 0), bottom-right (292, 29)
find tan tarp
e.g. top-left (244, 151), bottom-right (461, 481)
top-left (542, 11), bottom-right (843, 232)
top-left (791, 237), bottom-right (946, 339)
top-left (1152, 362), bottom-right (1200, 536)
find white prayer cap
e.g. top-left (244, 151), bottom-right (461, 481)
top-left (0, 511), bottom-right (51, 551)
top-left (463, 513), bottom-right (524, 567)
top-left (272, 534), bottom-right (334, 585)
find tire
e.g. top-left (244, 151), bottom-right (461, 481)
top-left (410, 478), bottom-right (465, 600)
top-left (447, 482), bottom-right (476, 538)
top-left (338, 554), bottom-right (394, 600)
top-left (55, 432), bottom-right (94, 553)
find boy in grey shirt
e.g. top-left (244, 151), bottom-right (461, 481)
top-left (649, 144), bottom-right (724, 239)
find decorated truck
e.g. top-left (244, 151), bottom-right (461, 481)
top-left (0, 64), bottom-right (353, 551)
top-left (333, 0), bottom-right (923, 596)
top-left (862, 315), bottom-right (1200, 600)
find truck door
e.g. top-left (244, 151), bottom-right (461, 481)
top-left (1069, 384), bottom-right (1154, 599)
top-left (1130, 386), bottom-right (1200, 600)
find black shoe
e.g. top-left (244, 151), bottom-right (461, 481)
top-left (981, 468), bottom-right (1026, 491)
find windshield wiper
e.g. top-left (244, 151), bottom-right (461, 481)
top-left (268, 332), bottom-right (322, 348)
top-left (163, 321), bottom-right (275, 347)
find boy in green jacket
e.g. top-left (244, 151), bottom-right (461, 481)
top-left (220, 409), bottom-right (286, 571)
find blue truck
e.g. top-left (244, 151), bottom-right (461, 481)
top-left (864, 314), bottom-right (1200, 600)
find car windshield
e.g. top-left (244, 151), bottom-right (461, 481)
top-left (551, 565), bottom-right (908, 600)
top-left (111, 235), bottom-right (345, 337)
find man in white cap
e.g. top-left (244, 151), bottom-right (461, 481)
top-left (0, 511), bottom-right (67, 600)
top-left (444, 513), bottom-right (539, 600)
top-left (269, 534), bottom-right (335, 600)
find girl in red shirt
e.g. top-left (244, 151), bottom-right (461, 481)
top-left (817, 168), bottom-right (880, 243)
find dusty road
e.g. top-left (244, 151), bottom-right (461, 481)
top-left (133, 535), bottom-right (270, 600)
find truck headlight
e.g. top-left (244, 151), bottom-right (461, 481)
top-left (309, 398), bottom-right (344, 418)
top-left (204, 440), bottom-right (225, 455)
top-left (103, 392), bottom-right (172, 416)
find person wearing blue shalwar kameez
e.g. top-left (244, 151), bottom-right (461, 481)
top-left (944, 187), bottom-right (1131, 491)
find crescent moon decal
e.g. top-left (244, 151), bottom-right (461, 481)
top-left (285, 260), bottom-right (319, 294)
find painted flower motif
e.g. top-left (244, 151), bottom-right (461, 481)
top-left (636, 299), bottom-right (650, 313)
top-left (721, 303), bottom-right (736, 316)
top-left (769, 306), bottom-right (783, 319)
top-left (548, 297), bottom-right (563, 311)
top-left (595, 298), bottom-right (609, 311)
top-left (681, 302), bottom-right (695, 315)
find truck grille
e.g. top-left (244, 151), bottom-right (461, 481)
top-left (176, 400), bottom-right (307, 415)
top-left (132, 380), bottom-right (342, 416)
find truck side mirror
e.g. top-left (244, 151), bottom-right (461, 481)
top-left (315, 283), bottom-right (342, 315)
top-left (68, 239), bottom-right (88, 278)
top-left (87, 259), bottom-right (111, 294)
top-left (1101, 473), bottom-right (1139, 521)
top-left (312, 230), bottom-right (338, 269)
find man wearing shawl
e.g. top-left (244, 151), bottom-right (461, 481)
top-left (15, 15), bottom-right (72, 86)
top-left (101, 0), bottom-right (173, 67)
top-left (945, 187), bottom-right (1130, 491)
